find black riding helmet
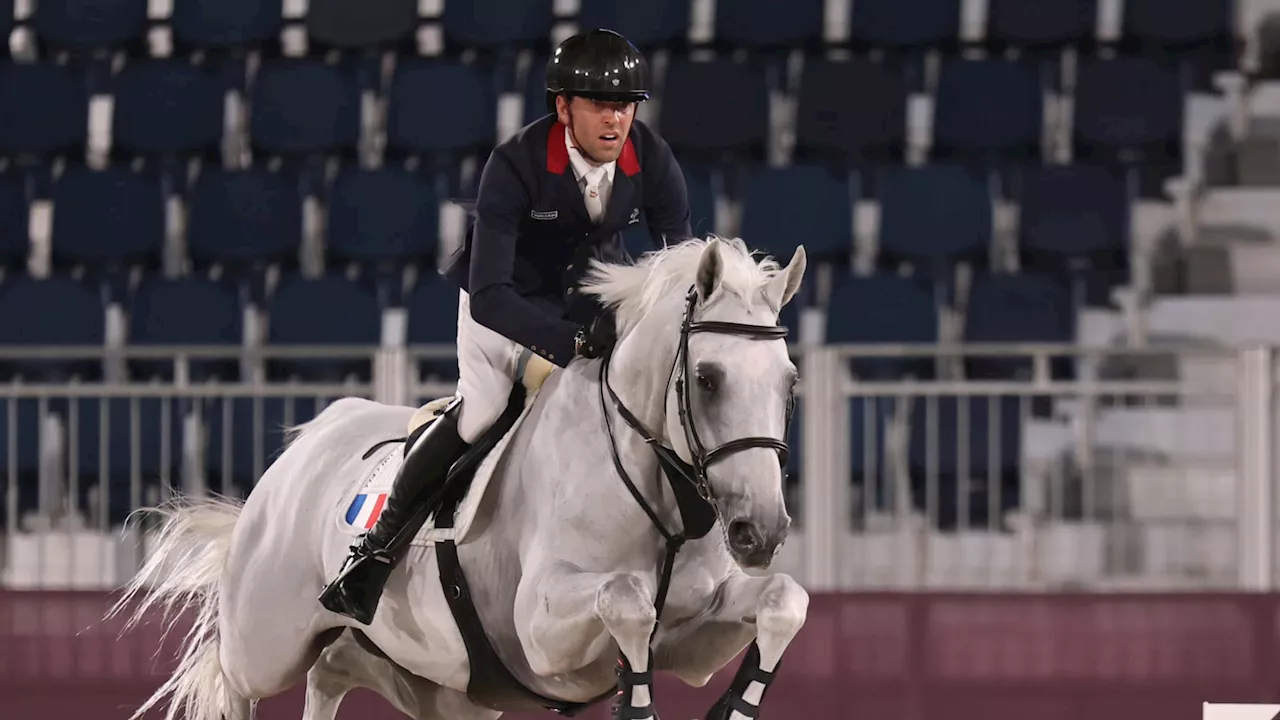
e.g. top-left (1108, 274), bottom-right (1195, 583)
top-left (545, 29), bottom-right (650, 114)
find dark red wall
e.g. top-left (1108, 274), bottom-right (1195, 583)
top-left (4, 591), bottom-right (1280, 719)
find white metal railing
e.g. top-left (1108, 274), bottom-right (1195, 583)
top-left (0, 343), bottom-right (1275, 593)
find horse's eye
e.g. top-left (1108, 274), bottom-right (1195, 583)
top-left (696, 372), bottom-right (716, 393)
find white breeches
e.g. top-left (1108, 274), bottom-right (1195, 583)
top-left (455, 290), bottom-right (523, 443)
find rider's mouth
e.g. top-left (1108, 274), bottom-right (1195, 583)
top-left (600, 133), bottom-right (618, 144)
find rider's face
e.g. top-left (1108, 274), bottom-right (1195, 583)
top-left (557, 95), bottom-right (635, 164)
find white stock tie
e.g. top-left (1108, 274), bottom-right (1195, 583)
top-left (583, 166), bottom-right (607, 224)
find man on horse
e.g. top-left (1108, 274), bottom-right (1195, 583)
top-left (318, 28), bottom-right (695, 625)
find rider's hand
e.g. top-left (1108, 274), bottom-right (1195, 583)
top-left (575, 310), bottom-right (617, 359)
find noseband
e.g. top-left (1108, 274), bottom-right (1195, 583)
top-left (597, 285), bottom-right (795, 625)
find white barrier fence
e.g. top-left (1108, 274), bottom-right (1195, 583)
top-left (0, 342), bottom-right (1275, 592)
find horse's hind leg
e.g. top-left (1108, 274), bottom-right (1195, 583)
top-left (225, 694), bottom-right (256, 720)
top-left (304, 631), bottom-right (500, 720)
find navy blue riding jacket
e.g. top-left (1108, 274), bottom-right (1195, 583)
top-left (440, 114), bottom-right (693, 368)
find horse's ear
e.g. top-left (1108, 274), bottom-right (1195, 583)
top-left (695, 238), bottom-right (723, 302)
top-left (765, 245), bottom-right (807, 311)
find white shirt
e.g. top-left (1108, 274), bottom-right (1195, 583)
top-left (565, 126), bottom-right (615, 223)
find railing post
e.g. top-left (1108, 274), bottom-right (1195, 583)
top-left (373, 348), bottom-right (410, 406)
top-left (1237, 345), bottom-right (1274, 591)
top-left (801, 345), bottom-right (842, 591)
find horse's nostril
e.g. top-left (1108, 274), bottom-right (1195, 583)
top-left (728, 520), bottom-right (762, 553)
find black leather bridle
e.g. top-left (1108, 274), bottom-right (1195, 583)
top-left (597, 285), bottom-right (796, 626)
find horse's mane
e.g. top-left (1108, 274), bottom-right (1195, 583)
top-left (578, 235), bottom-right (783, 335)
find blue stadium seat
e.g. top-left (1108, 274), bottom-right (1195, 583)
top-left (406, 276), bottom-right (458, 343)
top-left (34, 0), bottom-right (149, 51)
top-left (683, 162), bottom-right (717, 239)
top-left (70, 397), bottom-right (182, 525)
top-left (51, 164), bottom-right (165, 270)
top-left (266, 274), bottom-right (382, 381)
top-left (659, 58), bottom-right (769, 159)
top-left (1018, 164), bottom-right (1129, 257)
top-left (986, 0), bottom-right (1097, 49)
top-left (850, 0), bottom-right (961, 50)
top-left (327, 165), bottom-right (439, 265)
top-left (112, 60), bottom-right (224, 157)
top-left (522, 56), bottom-right (552, 126)
top-left (793, 59), bottom-right (907, 170)
top-left (1122, 0), bottom-right (1233, 48)
top-left (905, 394), bottom-right (1022, 530)
top-left (406, 275), bottom-right (460, 379)
top-left (441, 0), bottom-right (554, 49)
top-left (965, 273), bottom-right (1073, 343)
top-left (127, 277), bottom-right (244, 380)
top-left (0, 397), bottom-right (43, 504)
top-left (250, 59), bottom-right (361, 156)
top-left (964, 272), bottom-right (1075, 379)
top-left (0, 1), bottom-right (12, 58)
top-left (739, 165), bottom-right (852, 266)
top-left (1018, 164), bottom-right (1130, 305)
top-left (0, 171), bottom-right (29, 267)
top-left (0, 63), bottom-right (87, 155)
top-left (0, 276), bottom-right (104, 380)
top-left (1073, 56), bottom-right (1183, 193)
top-left (621, 160), bottom-right (717, 256)
top-left (1121, 0), bottom-right (1235, 89)
top-left (878, 165), bottom-right (992, 266)
top-left (577, 0), bottom-right (691, 48)
top-left (826, 273), bottom-right (938, 379)
top-left (714, 0), bottom-right (825, 49)
top-left (172, 0), bottom-right (284, 48)
top-left (202, 395), bottom-right (317, 497)
top-left (932, 58), bottom-right (1044, 165)
top-left (848, 396), bottom-right (895, 510)
top-left (386, 60), bottom-right (495, 158)
top-left (306, 0), bottom-right (417, 48)
top-left (187, 167), bottom-right (302, 268)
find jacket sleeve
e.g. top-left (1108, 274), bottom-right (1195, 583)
top-left (466, 149), bottom-right (581, 368)
top-left (642, 133), bottom-right (694, 248)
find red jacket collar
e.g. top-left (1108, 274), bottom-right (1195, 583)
top-left (545, 121), bottom-right (640, 177)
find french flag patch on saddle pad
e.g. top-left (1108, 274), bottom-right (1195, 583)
top-left (345, 492), bottom-right (388, 530)
top-left (337, 446), bottom-right (403, 534)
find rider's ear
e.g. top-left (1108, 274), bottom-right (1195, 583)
top-left (695, 237), bottom-right (723, 303)
top-left (764, 245), bottom-right (807, 312)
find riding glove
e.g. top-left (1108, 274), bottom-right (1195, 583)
top-left (575, 310), bottom-right (618, 359)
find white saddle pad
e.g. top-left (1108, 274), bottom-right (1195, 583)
top-left (335, 393), bottom-right (538, 546)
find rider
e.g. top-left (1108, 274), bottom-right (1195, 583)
top-left (318, 28), bottom-right (695, 625)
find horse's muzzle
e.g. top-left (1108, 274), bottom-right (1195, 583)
top-left (726, 517), bottom-right (787, 568)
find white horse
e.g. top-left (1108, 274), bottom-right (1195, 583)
top-left (110, 236), bottom-right (810, 720)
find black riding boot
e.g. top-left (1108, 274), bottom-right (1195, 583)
top-left (318, 398), bottom-right (469, 625)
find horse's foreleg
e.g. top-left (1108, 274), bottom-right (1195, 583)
top-left (661, 571), bottom-right (808, 720)
top-left (709, 572), bottom-right (807, 720)
top-left (521, 568), bottom-right (657, 719)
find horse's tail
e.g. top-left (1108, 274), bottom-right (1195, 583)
top-left (106, 494), bottom-right (247, 720)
